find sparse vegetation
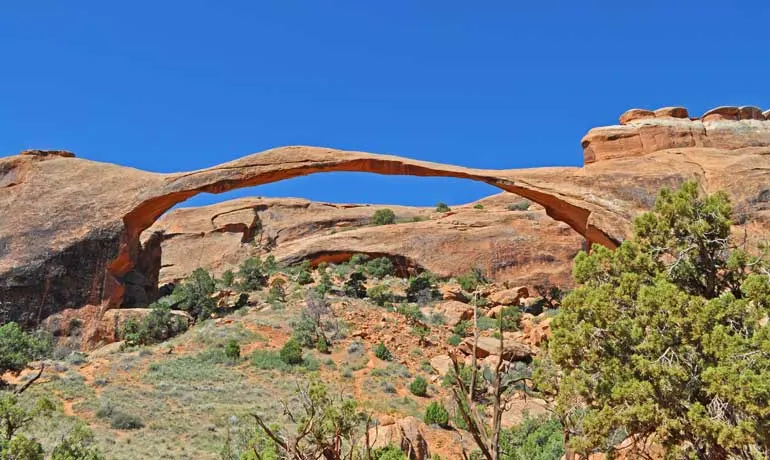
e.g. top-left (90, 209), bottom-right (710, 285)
top-left (507, 199), bottom-right (531, 211)
top-left (225, 339), bottom-right (240, 361)
top-left (120, 302), bottom-right (188, 346)
top-left (435, 202), bottom-right (451, 212)
top-left (367, 284), bottom-right (394, 306)
top-left (406, 272), bottom-right (439, 304)
top-left (295, 261), bottom-right (314, 285)
top-left (372, 208), bottom-right (396, 225)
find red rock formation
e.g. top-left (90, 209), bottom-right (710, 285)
top-left (2, 105), bottom-right (769, 325)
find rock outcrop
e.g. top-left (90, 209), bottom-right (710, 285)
top-left (2, 105), bottom-right (770, 325)
top-left (148, 193), bottom-right (582, 289)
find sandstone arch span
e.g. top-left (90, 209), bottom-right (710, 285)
top-left (5, 103), bottom-right (770, 325)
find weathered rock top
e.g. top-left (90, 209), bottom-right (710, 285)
top-left (583, 105), bottom-right (770, 163)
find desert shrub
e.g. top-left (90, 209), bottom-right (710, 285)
top-left (395, 303), bottom-right (424, 324)
top-left (507, 200), bottom-right (531, 211)
top-left (406, 272), bottom-right (439, 303)
top-left (291, 290), bottom-right (334, 348)
top-left (280, 338), bottom-right (303, 365)
top-left (120, 303), bottom-right (188, 346)
top-left (344, 272), bottom-right (367, 298)
top-left (498, 414), bottom-right (565, 460)
top-left (408, 376), bottom-right (428, 396)
top-left (0, 322), bottom-right (51, 379)
top-left (372, 209), bottom-right (396, 225)
top-left (267, 278), bottom-right (286, 303)
top-left (316, 336), bottom-right (330, 354)
top-left (372, 445), bottom-right (408, 460)
top-left (496, 306), bottom-right (521, 332)
top-left (374, 343), bottom-right (393, 361)
top-left (237, 257), bottom-right (268, 291)
top-left (315, 266), bottom-right (333, 295)
top-left (263, 254), bottom-right (279, 274)
top-left (456, 267), bottom-right (489, 293)
top-left (50, 423), bottom-right (105, 460)
top-left (225, 340), bottom-right (240, 361)
top-left (367, 284), bottom-right (394, 306)
top-left (424, 401), bottom-right (449, 428)
top-left (435, 202), bottom-right (451, 212)
top-left (0, 393), bottom-right (54, 458)
top-left (476, 316), bottom-right (496, 331)
top-left (452, 320), bottom-right (471, 337)
top-left (173, 267), bottom-right (217, 320)
top-left (220, 269), bottom-right (235, 287)
top-left (473, 204), bottom-right (484, 209)
top-left (365, 257), bottom-right (395, 279)
top-left (447, 334), bottom-right (462, 346)
top-left (296, 261), bottom-right (314, 285)
top-left (109, 411), bottom-right (144, 430)
top-left (411, 325), bottom-right (430, 345)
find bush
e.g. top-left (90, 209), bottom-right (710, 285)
top-left (374, 343), bottom-right (393, 361)
top-left (372, 208), bottom-right (396, 225)
top-left (225, 340), bottom-right (240, 361)
top-left (452, 320), bottom-right (471, 337)
top-left (395, 303), bottom-right (424, 323)
top-left (435, 202), bottom-right (451, 212)
top-left (372, 445), bottom-right (407, 460)
top-left (267, 279), bottom-right (286, 303)
top-left (496, 306), bottom-right (521, 332)
top-left (51, 424), bottom-right (105, 460)
top-left (296, 261), bottom-right (314, 285)
top-left (237, 257), bottom-right (269, 291)
top-left (120, 303), bottom-right (188, 346)
top-left (367, 284), bottom-right (394, 306)
top-left (280, 338), bottom-right (303, 365)
top-left (447, 334), bottom-right (462, 346)
top-left (456, 268), bottom-right (488, 293)
top-left (0, 322), bottom-right (51, 377)
top-left (408, 376), bottom-right (428, 396)
top-left (315, 268), bottom-right (333, 295)
top-left (365, 257), bottom-right (395, 279)
top-left (173, 267), bottom-right (217, 320)
top-left (316, 336), bottom-right (330, 354)
top-left (406, 272), bottom-right (439, 303)
top-left (473, 204), bottom-right (484, 209)
top-left (220, 269), bottom-right (235, 287)
top-left (499, 415), bottom-right (565, 460)
top-left (507, 200), bottom-right (531, 211)
top-left (344, 272), bottom-right (367, 298)
top-left (109, 411), bottom-right (144, 430)
top-left (424, 401), bottom-right (449, 428)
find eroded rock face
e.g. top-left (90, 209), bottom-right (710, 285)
top-left (147, 194), bottom-right (583, 289)
top-left (2, 105), bottom-right (770, 325)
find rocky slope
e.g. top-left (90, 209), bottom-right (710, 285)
top-left (2, 105), bottom-right (770, 325)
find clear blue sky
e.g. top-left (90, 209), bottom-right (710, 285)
top-left (2, 2), bottom-right (768, 207)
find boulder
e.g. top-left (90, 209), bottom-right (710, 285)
top-left (653, 107), bottom-right (688, 119)
top-left (440, 283), bottom-right (467, 302)
top-left (459, 336), bottom-right (533, 362)
top-left (365, 416), bottom-right (430, 460)
top-left (488, 286), bottom-right (529, 306)
top-left (619, 108), bottom-right (655, 125)
top-left (429, 355), bottom-right (453, 377)
top-left (498, 397), bottom-right (549, 428)
top-left (431, 300), bottom-right (473, 326)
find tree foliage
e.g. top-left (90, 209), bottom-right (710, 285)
top-left (0, 323), bottom-right (50, 381)
top-left (372, 209), bottom-right (396, 226)
top-left (536, 181), bottom-right (770, 459)
top-left (173, 267), bottom-right (217, 321)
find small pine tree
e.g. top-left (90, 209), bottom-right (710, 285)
top-left (280, 338), bottom-right (303, 365)
top-left (225, 340), bottom-right (240, 361)
top-left (408, 376), bottom-right (428, 397)
top-left (316, 336), bottom-right (330, 354)
top-left (374, 342), bottom-right (393, 361)
top-left (424, 401), bottom-right (449, 428)
top-left (372, 209), bottom-right (396, 225)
